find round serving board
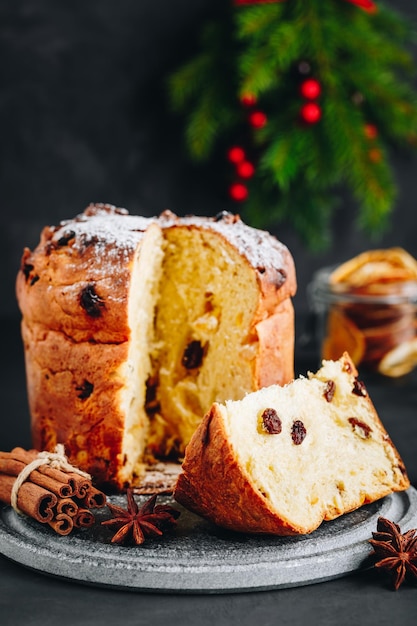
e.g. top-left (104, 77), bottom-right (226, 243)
top-left (1, 487), bottom-right (416, 593)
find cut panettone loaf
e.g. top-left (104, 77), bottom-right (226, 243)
top-left (174, 352), bottom-right (410, 535)
top-left (16, 204), bottom-right (296, 490)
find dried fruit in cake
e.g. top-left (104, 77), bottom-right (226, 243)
top-left (174, 352), bottom-right (410, 535)
top-left (16, 204), bottom-right (297, 490)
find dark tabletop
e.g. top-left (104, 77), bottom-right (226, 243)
top-left (1, 317), bottom-right (416, 626)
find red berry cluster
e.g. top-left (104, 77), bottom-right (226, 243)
top-left (227, 93), bottom-right (262, 202)
top-left (299, 77), bottom-right (322, 124)
top-left (227, 73), bottom-right (322, 202)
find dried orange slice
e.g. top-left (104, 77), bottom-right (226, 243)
top-left (330, 248), bottom-right (417, 288)
top-left (322, 307), bottom-right (366, 365)
top-left (378, 337), bottom-right (417, 378)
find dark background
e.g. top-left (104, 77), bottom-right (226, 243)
top-left (1, 0), bottom-right (417, 321)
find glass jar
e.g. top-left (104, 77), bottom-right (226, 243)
top-left (308, 265), bottom-right (417, 378)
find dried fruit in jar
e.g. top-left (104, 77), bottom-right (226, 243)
top-left (378, 337), bottom-right (417, 378)
top-left (322, 307), bottom-right (365, 366)
top-left (322, 248), bottom-right (417, 376)
top-left (329, 247), bottom-right (417, 291)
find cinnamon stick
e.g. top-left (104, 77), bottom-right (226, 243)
top-left (48, 513), bottom-right (74, 536)
top-left (71, 475), bottom-right (92, 499)
top-left (0, 456), bottom-right (77, 499)
top-left (0, 474), bottom-right (57, 523)
top-left (77, 485), bottom-right (107, 509)
top-left (55, 498), bottom-right (78, 517)
top-left (11, 448), bottom-right (93, 499)
top-left (0, 446), bottom-right (107, 536)
top-left (0, 449), bottom-right (78, 497)
top-left (74, 508), bottom-right (95, 528)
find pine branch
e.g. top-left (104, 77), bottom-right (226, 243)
top-left (236, 3), bottom-right (284, 39)
top-left (167, 0), bottom-right (417, 250)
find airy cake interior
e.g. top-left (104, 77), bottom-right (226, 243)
top-left (118, 223), bottom-right (165, 485)
top-left (119, 224), bottom-right (261, 483)
top-left (220, 358), bottom-right (404, 532)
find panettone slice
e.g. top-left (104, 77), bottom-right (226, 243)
top-left (174, 353), bottom-right (410, 535)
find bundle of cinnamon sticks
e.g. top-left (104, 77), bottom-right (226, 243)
top-left (0, 447), bottom-right (107, 535)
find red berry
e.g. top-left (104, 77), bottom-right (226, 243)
top-left (300, 78), bottom-right (321, 100)
top-left (364, 124), bottom-right (378, 140)
top-left (240, 93), bottom-right (257, 107)
top-left (236, 161), bottom-right (255, 179)
top-left (227, 146), bottom-right (245, 163)
top-left (300, 102), bottom-right (321, 124)
top-left (249, 110), bottom-right (267, 129)
top-left (229, 182), bottom-right (249, 201)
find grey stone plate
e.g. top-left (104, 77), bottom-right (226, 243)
top-left (1, 487), bottom-right (416, 593)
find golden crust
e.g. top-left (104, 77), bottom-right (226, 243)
top-left (254, 298), bottom-right (295, 387)
top-left (16, 204), bottom-right (297, 489)
top-left (16, 206), bottom-right (296, 345)
top-left (175, 404), bottom-right (302, 535)
top-left (16, 230), bottom-right (135, 344)
top-left (22, 321), bottom-right (129, 489)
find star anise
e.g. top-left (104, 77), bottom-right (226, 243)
top-left (369, 516), bottom-right (417, 590)
top-left (101, 489), bottom-right (180, 545)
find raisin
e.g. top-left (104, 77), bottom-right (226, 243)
top-left (323, 380), bottom-right (336, 402)
top-left (145, 376), bottom-right (160, 414)
top-left (261, 408), bottom-right (282, 434)
top-left (348, 417), bottom-right (372, 438)
top-left (79, 284), bottom-right (104, 317)
top-left (182, 340), bottom-right (205, 369)
top-left (22, 261), bottom-right (39, 286)
top-left (78, 234), bottom-right (99, 254)
top-left (204, 292), bottom-right (214, 313)
top-left (22, 262), bottom-right (34, 281)
top-left (76, 380), bottom-right (94, 399)
top-left (352, 379), bottom-right (367, 397)
top-left (57, 230), bottom-right (75, 246)
top-left (291, 420), bottom-right (307, 445)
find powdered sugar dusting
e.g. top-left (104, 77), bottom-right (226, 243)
top-left (56, 204), bottom-right (151, 251)
top-left (49, 204), bottom-right (294, 286)
top-left (154, 209), bottom-right (293, 274)
top-left (188, 216), bottom-right (290, 272)
top-left (50, 204), bottom-right (152, 278)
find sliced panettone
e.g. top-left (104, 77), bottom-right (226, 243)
top-left (174, 352), bottom-right (410, 535)
top-left (16, 204), bottom-right (296, 490)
